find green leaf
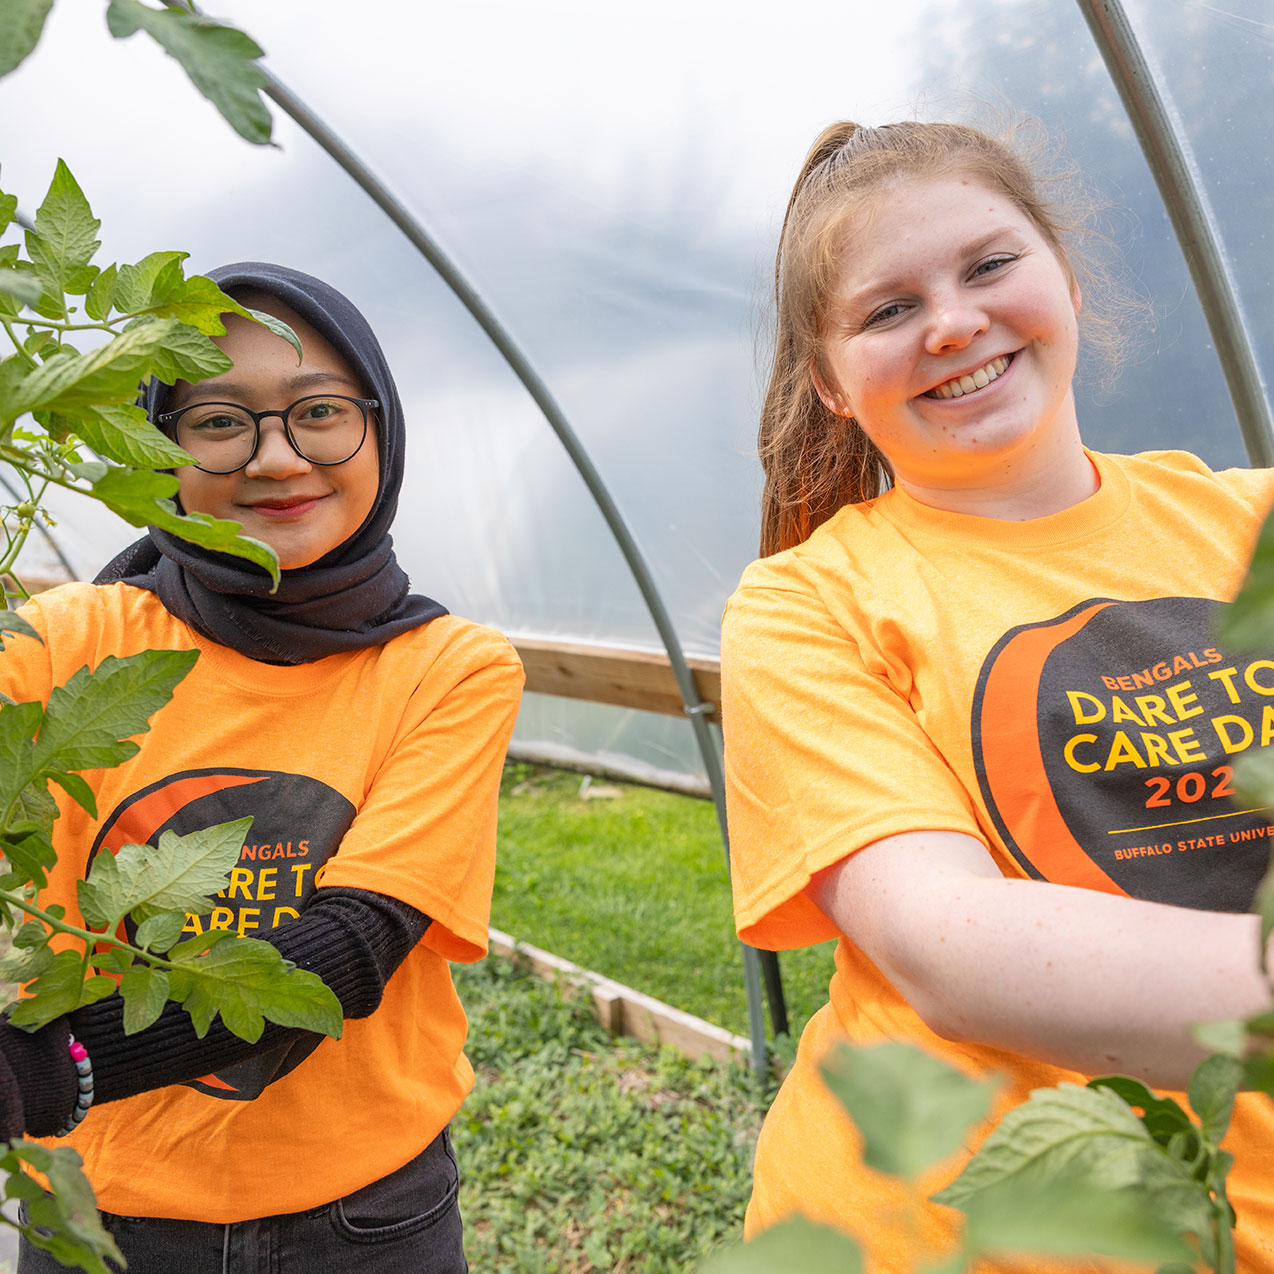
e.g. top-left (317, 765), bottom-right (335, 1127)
top-left (1087, 1076), bottom-right (1195, 1150)
top-left (0, 941), bottom-right (54, 986)
top-left (1251, 848), bottom-right (1274, 975)
top-left (0, 698), bottom-right (43, 808)
top-left (142, 271), bottom-right (245, 336)
top-left (167, 933), bottom-right (342, 1042)
top-left (26, 160), bottom-right (101, 298)
top-left (7, 949), bottom-right (94, 1028)
top-left (105, 0), bottom-right (273, 145)
top-left (133, 909), bottom-right (186, 953)
top-left (7, 316), bottom-right (179, 417)
top-left (242, 305), bottom-right (303, 362)
top-left (113, 250), bottom-right (188, 314)
top-left (0, 609), bottom-right (41, 650)
top-left (5, 1139), bottom-right (123, 1274)
top-left (149, 320), bottom-right (234, 386)
top-left (79, 817), bottom-right (251, 930)
top-left (120, 964), bottom-right (170, 1033)
top-left (32, 648), bottom-right (198, 779)
top-left (0, 0), bottom-right (55, 78)
top-left (0, 270), bottom-right (43, 308)
top-left (962, 1178), bottom-right (1197, 1265)
top-left (1192, 1017), bottom-right (1248, 1057)
top-left (45, 767), bottom-right (98, 817)
top-left (1219, 507), bottom-right (1274, 650)
top-left (819, 1042), bottom-right (997, 1181)
top-left (695, 1214), bottom-right (863, 1274)
top-left (1189, 1053), bottom-right (1244, 1144)
top-left (934, 1083), bottom-right (1214, 1246)
top-left (57, 402), bottom-right (195, 469)
top-left (0, 818), bottom-right (56, 890)
top-left (84, 262), bottom-right (118, 321)
top-left (89, 465), bottom-right (280, 583)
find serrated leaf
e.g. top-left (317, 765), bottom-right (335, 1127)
top-left (120, 964), bottom-right (170, 1034)
top-left (148, 321), bottom-right (233, 387)
top-left (106, 0), bottom-right (272, 144)
top-left (133, 910), bottom-right (185, 953)
top-left (1087, 1075), bottom-right (1195, 1150)
top-left (0, 609), bottom-right (41, 650)
top-left (32, 649), bottom-right (198, 779)
top-left (934, 1083), bottom-right (1213, 1245)
top-left (26, 161), bottom-right (101, 298)
top-left (1189, 1053), bottom-right (1244, 1145)
top-left (90, 946), bottom-right (132, 976)
top-left (141, 271), bottom-right (243, 336)
top-left (79, 817), bottom-right (250, 929)
top-left (0, 941), bottom-right (54, 986)
top-left (0, 819), bottom-right (55, 890)
top-left (962, 1177), bottom-right (1196, 1265)
top-left (8, 949), bottom-right (92, 1028)
top-left (8, 1139), bottom-right (122, 1274)
top-left (12, 922), bottom-right (47, 952)
top-left (113, 250), bottom-right (188, 314)
top-left (89, 466), bottom-right (280, 583)
top-left (23, 329), bottom-right (57, 359)
top-left (60, 402), bottom-right (194, 469)
top-left (167, 933), bottom-right (342, 1042)
top-left (0, 698), bottom-right (43, 809)
top-left (0, 270), bottom-right (43, 307)
top-left (819, 1042), bottom-right (997, 1181)
top-left (696, 1215), bottom-right (863, 1274)
top-left (45, 767), bottom-right (97, 817)
top-left (9, 776), bottom-right (56, 836)
top-left (84, 263), bottom-right (118, 321)
top-left (0, 0), bottom-right (55, 78)
top-left (8, 316), bottom-right (179, 417)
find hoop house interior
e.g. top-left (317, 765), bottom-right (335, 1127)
top-left (2, 0), bottom-right (1271, 788)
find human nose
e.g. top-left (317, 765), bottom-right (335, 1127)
top-left (245, 418), bottom-right (312, 478)
top-left (924, 288), bottom-right (989, 354)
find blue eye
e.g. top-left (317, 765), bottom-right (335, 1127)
top-left (973, 254), bottom-right (1017, 277)
top-left (863, 302), bottom-right (905, 329)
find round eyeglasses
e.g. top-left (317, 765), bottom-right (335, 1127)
top-left (156, 395), bottom-right (379, 475)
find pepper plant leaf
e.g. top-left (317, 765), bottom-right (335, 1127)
top-left (53, 403), bottom-right (195, 470)
top-left (819, 1041), bottom-right (997, 1182)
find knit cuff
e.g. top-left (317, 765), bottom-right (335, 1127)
top-left (0, 1018), bottom-right (77, 1138)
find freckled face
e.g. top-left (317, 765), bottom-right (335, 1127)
top-left (170, 302), bottom-right (380, 570)
top-left (813, 174), bottom-right (1083, 504)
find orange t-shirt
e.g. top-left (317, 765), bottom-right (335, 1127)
top-left (0, 582), bottom-right (523, 1222)
top-left (723, 451), bottom-right (1274, 1272)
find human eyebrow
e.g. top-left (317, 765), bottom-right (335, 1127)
top-left (169, 370), bottom-right (366, 406)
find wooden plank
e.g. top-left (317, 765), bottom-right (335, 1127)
top-left (487, 928), bottom-right (748, 1063)
top-left (510, 636), bottom-right (721, 723)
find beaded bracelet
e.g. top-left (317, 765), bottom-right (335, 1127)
top-left (54, 1034), bottom-right (93, 1138)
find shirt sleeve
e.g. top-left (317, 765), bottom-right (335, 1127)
top-left (722, 575), bottom-right (984, 952)
top-left (317, 625), bottom-right (524, 962)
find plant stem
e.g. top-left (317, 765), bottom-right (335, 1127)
top-left (0, 891), bottom-right (179, 973)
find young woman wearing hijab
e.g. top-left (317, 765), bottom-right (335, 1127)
top-left (0, 262), bottom-right (524, 1274)
top-left (722, 122), bottom-right (1274, 1269)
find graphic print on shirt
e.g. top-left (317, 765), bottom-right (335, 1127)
top-left (89, 768), bottom-right (356, 1100)
top-left (972, 596), bottom-right (1274, 912)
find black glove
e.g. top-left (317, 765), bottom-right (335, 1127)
top-left (0, 1016), bottom-right (77, 1139)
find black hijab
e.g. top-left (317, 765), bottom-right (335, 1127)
top-left (94, 262), bottom-right (446, 664)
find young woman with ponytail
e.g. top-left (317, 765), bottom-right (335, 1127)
top-left (722, 120), bottom-right (1274, 1270)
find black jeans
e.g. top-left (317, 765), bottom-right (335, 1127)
top-left (19, 1128), bottom-right (467, 1274)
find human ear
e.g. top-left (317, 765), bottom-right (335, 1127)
top-left (810, 359), bottom-right (852, 418)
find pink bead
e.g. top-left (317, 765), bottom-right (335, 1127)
top-left (69, 1043), bottom-right (88, 1063)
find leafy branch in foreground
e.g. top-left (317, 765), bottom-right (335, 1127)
top-left (0, 159), bottom-right (290, 593)
top-left (2, 0), bottom-right (273, 145)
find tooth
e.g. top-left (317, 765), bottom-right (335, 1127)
top-left (972, 368), bottom-right (989, 388)
top-left (949, 382), bottom-right (964, 397)
top-left (958, 375), bottom-right (977, 392)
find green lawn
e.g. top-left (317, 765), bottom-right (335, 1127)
top-left (492, 762), bottom-right (837, 1041)
top-left (453, 956), bottom-right (758, 1273)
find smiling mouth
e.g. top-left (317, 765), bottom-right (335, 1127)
top-left (245, 497), bottom-right (323, 518)
top-left (924, 353), bottom-right (1014, 400)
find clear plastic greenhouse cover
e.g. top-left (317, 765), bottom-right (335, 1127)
top-left (1, 0), bottom-right (1271, 785)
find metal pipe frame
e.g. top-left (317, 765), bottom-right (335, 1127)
top-left (1075, 0), bottom-right (1274, 465)
top-left (257, 70), bottom-right (785, 1078)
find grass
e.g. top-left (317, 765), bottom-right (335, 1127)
top-left (493, 762), bottom-right (837, 1040)
top-left (453, 956), bottom-right (759, 1273)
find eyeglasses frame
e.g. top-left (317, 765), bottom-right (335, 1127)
top-left (155, 394), bottom-right (380, 475)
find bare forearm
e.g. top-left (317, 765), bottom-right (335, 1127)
top-left (813, 832), bottom-right (1271, 1089)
